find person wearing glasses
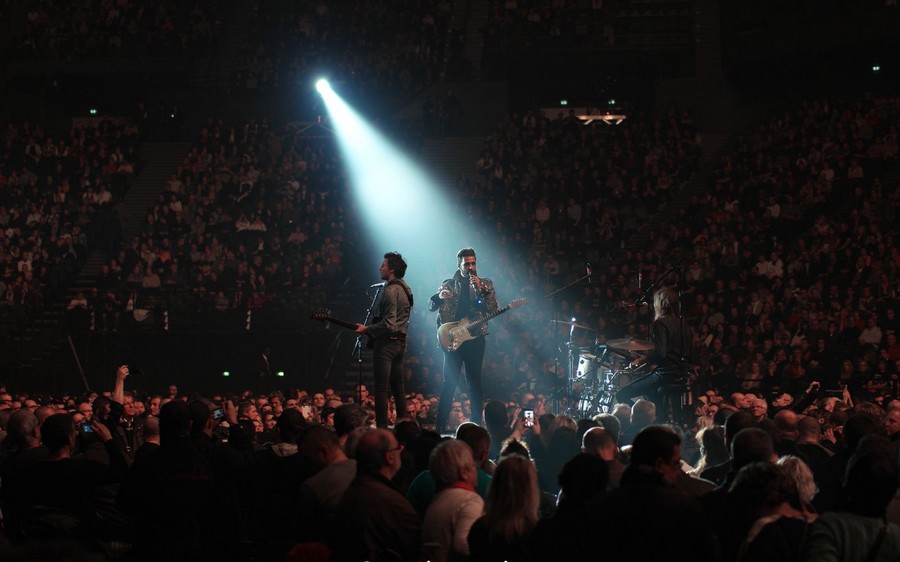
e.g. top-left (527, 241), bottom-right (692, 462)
top-left (331, 428), bottom-right (421, 561)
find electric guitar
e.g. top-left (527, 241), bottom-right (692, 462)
top-left (310, 309), bottom-right (375, 348)
top-left (437, 298), bottom-right (527, 352)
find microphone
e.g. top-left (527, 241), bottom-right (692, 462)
top-left (369, 282), bottom-right (386, 289)
top-left (586, 263), bottom-right (592, 284)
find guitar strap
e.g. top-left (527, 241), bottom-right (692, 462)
top-left (387, 279), bottom-right (414, 308)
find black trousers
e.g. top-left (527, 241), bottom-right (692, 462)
top-left (437, 336), bottom-right (486, 429)
top-left (372, 337), bottom-right (407, 428)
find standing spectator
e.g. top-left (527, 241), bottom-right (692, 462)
top-left (421, 440), bottom-right (484, 562)
top-left (467, 455), bottom-right (540, 561)
top-left (331, 428), bottom-right (421, 562)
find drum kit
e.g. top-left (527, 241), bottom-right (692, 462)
top-left (552, 320), bottom-right (653, 418)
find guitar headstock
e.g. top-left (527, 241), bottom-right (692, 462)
top-left (509, 297), bottom-right (527, 309)
top-left (310, 308), bottom-right (332, 322)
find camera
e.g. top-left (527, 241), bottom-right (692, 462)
top-left (523, 409), bottom-right (535, 428)
top-left (212, 408), bottom-right (225, 420)
top-left (81, 422), bottom-right (94, 433)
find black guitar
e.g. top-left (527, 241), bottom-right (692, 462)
top-left (310, 309), bottom-right (376, 348)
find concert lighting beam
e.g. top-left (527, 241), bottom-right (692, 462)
top-left (314, 79), bottom-right (460, 289)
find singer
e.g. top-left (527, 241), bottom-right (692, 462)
top-left (430, 247), bottom-right (499, 430)
top-left (355, 252), bottom-right (413, 428)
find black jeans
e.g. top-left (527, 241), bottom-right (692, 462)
top-left (437, 336), bottom-right (486, 429)
top-left (372, 337), bottom-right (407, 428)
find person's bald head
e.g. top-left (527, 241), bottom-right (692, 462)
top-left (582, 426), bottom-right (617, 461)
top-left (773, 409), bottom-right (798, 438)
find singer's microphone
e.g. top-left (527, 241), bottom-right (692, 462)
top-left (369, 282), bottom-right (386, 288)
top-left (586, 263), bottom-right (592, 284)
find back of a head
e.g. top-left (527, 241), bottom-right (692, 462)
top-left (297, 424), bottom-right (341, 465)
top-left (576, 418), bottom-right (599, 443)
top-left (843, 434), bottom-right (899, 517)
top-left (842, 414), bottom-right (881, 453)
top-left (483, 400), bottom-right (508, 432)
top-left (797, 416), bottom-right (822, 438)
top-left (729, 462), bottom-right (796, 514)
top-left (142, 415), bottom-right (160, 439)
top-left (724, 411), bottom-right (757, 446)
top-left (777, 455), bottom-right (817, 504)
top-left (430, 439), bottom-right (475, 488)
top-left (698, 425), bottom-right (728, 464)
top-left (731, 427), bottom-right (775, 470)
top-left (159, 400), bottom-right (192, 443)
top-left (582, 426), bottom-right (616, 454)
top-left (558, 452), bottom-right (609, 505)
top-left (333, 403), bottom-right (369, 437)
top-left (7, 409), bottom-right (39, 448)
top-left (773, 409), bottom-right (798, 434)
top-left (456, 422), bottom-right (490, 463)
top-left (188, 400), bottom-right (211, 435)
top-left (394, 420), bottom-right (421, 445)
top-left (631, 399), bottom-right (656, 427)
top-left (41, 413), bottom-right (75, 453)
top-left (278, 408), bottom-right (308, 443)
top-left (355, 428), bottom-right (393, 474)
top-left (852, 402), bottom-right (886, 425)
top-left (630, 425), bottom-right (680, 467)
top-left (594, 413), bottom-right (621, 444)
top-left (485, 454), bottom-right (539, 539)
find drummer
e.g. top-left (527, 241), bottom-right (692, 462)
top-left (615, 286), bottom-right (689, 404)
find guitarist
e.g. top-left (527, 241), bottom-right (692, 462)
top-left (430, 247), bottom-right (499, 430)
top-left (354, 252), bottom-right (413, 428)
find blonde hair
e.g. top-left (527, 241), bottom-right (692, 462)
top-left (482, 455), bottom-right (540, 543)
top-left (653, 287), bottom-right (677, 320)
top-left (777, 455), bottom-right (817, 504)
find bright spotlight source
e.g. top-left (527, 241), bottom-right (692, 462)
top-left (89, 108), bottom-right (98, 115)
top-left (277, 371), bottom-right (285, 377)
top-left (222, 371), bottom-right (230, 377)
top-left (872, 65), bottom-right (881, 73)
top-left (315, 79), bottom-right (330, 94)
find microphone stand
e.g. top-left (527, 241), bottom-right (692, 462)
top-left (353, 284), bottom-right (382, 404)
top-left (543, 269), bottom-right (593, 416)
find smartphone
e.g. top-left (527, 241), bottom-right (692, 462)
top-left (523, 409), bottom-right (535, 428)
top-left (81, 422), bottom-right (94, 433)
top-left (212, 408), bottom-right (225, 420)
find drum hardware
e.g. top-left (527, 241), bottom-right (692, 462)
top-left (550, 319), bottom-right (596, 331)
top-left (606, 337), bottom-right (654, 352)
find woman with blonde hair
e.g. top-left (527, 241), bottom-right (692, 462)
top-left (467, 455), bottom-right (540, 561)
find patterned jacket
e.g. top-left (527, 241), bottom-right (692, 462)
top-left (429, 271), bottom-right (499, 337)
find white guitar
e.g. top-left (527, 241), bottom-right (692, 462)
top-left (436, 298), bottom-right (527, 352)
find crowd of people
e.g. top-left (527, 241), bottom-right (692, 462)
top-left (232, 0), bottom-right (466, 106)
top-left (483, 0), bottom-right (693, 51)
top-left (10, 0), bottom-right (218, 60)
top-left (0, 116), bottom-right (140, 338)
top-left (2, 359), bottom-right (900, 560)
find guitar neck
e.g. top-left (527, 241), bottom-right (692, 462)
top-left (323, 316), bottom-right (358, 331)
top-left (467, 304), bottom-right (511, 330)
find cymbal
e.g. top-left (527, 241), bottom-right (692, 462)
top-left (606, 337), bottom-right (653, 351)
top-left (550, 320), bottom-right (595, 331)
